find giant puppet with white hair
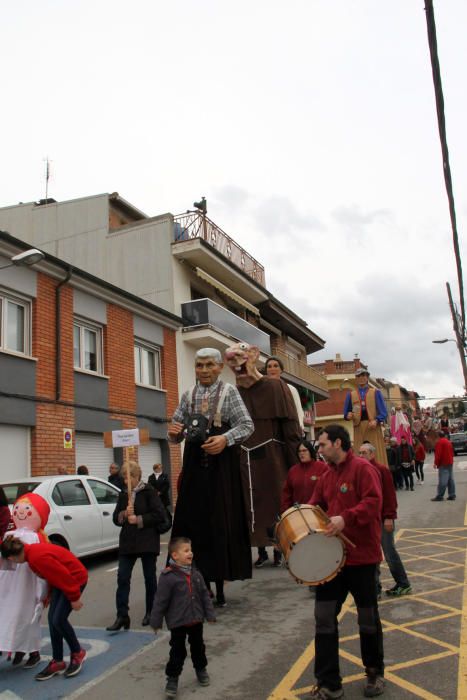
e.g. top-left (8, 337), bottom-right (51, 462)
top-left (168, 347), bottom-right (254, 606)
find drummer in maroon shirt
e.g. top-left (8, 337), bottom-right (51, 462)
top-left (307, 424), bottom-right (384, 700)
top-left (281, 440), bottom-right (329, 513)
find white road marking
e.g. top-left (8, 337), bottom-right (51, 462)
top-left (0, 692), bottom-right (23, 700)
top-left (65, 633), bottom-right (168, 699)
top-left (106, 566), bottom-right (118, 572)
top-left (38, 637), bottom-right (110, 661)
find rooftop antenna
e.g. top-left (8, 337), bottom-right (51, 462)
top-left (43, 156), bottom-right (52, 201)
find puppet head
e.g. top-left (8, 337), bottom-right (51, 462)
top-left (224, 342), bottom-right (263, 388)
top-left (12, 493), bottom-right (50, 533)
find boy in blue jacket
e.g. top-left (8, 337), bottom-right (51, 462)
top-left (150, 537), bottom-right (216, 698)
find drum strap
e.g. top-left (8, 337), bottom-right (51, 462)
top-left (241, 438), bottom-right (285, 532)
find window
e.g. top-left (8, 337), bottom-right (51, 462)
top-left (0, 292), bottom-right (30, 354)
top-left (134, 341), bottom-right (161, 388)
top-left (52, 480), bottom-right (90, 507)
top-left (3, 482), bottom-right (39, 505)
top-left (73, 319), bottom-right (103, 373)
top-left (88, 479), bottom-right (119, 504)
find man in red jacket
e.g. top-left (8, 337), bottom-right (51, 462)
top-left (1, 537), bottom-right (88, 681)
top-left (308, 424), bottom-right (384, 699)
top-left (431, 431), bottom-right (456, 501)
top-left (359, 443), bottom-right (411, 597)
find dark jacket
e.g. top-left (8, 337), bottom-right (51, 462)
top-left (396, 444), bottom-right (415, 466)
top-left (108, 473), bottom-right (125, 490)
top-left (112, 483), bottom-right (166, 556)
top-left (150, 564), bottom-right (216, 630)
top-left (148, 472), bottom-right (171, 507)
top-left (369, 459), bottom-right (398, 520)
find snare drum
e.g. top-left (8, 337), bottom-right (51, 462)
top-left (275, 504), bottom-right (346, 586)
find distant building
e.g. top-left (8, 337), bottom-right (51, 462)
top-left (433, 397), bottom-right (467, 419)
top-left (310, 354), bottom-right (421, 437)
top-left (309, 354), bottom-right (371, 436)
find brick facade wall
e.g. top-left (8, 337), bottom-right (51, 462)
top-left (31, 275), bottom-right (76, 475)
top-left (26, 273), bottom-right (180, 479)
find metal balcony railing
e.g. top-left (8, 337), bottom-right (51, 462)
top-left (174, 211), bottom-right (265, 286)
top-left (275, 349), bottom-right (328, 392)
top-left (181, 299), bottom-right (270, 354)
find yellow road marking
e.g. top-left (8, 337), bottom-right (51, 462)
top-left (268, 527), bottom-right (467, 700)
top-left (457, 517), bottom-right (467, 697)
top-left (338, 649), bottom-right (445, 700)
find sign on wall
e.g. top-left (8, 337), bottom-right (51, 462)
top-left (63, 429), bottom-right (73, 449)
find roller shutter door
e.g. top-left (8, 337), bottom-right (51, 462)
top-left (138, 440), bottom-right (162, 482)
top-left (75, 432), bottom-right (114, 480)
top-left (0, 425), bottom-right (29, 480)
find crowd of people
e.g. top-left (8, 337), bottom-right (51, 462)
top-left (0, 348), bottom-right (462, 699)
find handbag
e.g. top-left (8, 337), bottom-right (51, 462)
top-left (156, 506), bottom-right (173, 534)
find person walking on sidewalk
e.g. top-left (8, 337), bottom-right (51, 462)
top-left (396, 437), bottom-right (415, 491)
top-left (0, 537), bottom-right (87, 681)
top-left (359, 443), bottom-right (411, 599)
top-left (431, 431), bottom-right (456, 502)
top-left (413, 438), bottom-right (426, 484)
top-left (308, 425), bottom-right (384, 699)
top-left (150, 537), bottom-right (216, 698)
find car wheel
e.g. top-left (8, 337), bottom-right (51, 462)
top-left (48, 535), bottom-right (70, 550)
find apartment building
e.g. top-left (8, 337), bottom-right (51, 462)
top-left (0, 231), bottom-right (182, 485)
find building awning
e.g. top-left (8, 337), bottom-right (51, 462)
top-left (195, 267), bottom-right (260, 316)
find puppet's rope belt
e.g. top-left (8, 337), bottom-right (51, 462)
top-left (241, 439), bottom-right (285, 533)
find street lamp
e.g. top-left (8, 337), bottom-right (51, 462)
top-left (432, 337), bottom-right (467, 393)
top-left (0, 248), bottom-right (45, 270)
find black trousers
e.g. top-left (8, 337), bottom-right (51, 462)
top-left (314, 564), bottom-right (384, 691)
top-left (166, 623), bottom-right (207, 678)
top-left (401, 468), bottom-right (414, 489)
top-left (116, 552), bottom-right (157, 617)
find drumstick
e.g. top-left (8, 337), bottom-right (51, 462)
top-left (313, 505), bottom-right (356, 549)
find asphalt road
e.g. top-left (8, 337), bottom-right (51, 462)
top-left (2, 453), bottom-right (467, 700)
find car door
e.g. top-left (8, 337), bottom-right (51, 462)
top-left (50, 478), bottom-right (102, 556)
top-left (87, 478), bottom-right (120, 550)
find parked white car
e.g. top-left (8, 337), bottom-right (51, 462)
top-left (1, 475), bottom-right (121, 557)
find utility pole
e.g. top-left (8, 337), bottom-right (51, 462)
top-left (446, 282), bottom-right (467, 394)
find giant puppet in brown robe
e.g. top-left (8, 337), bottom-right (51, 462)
top-left (224, 342), bottom-right (302, 547)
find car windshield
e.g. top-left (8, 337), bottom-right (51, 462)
top-left (2, 482), bottom-right (41, 505)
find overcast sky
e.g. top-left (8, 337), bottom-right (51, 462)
top-left (2, 1), bottom-right (467, 404)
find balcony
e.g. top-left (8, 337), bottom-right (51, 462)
top-left (174, 212), bottom-right (266, 287)
top-left (275, 349), bottom-right (329, 395)
top-left (181, 299), bottom-right (270, 354)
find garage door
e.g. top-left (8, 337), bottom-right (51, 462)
top-left (0, 425), bottom-right (30, 481)
top-left (75, 432), bottom-right (114, 480)
top-left (138, 440), bottom-right (162, 482)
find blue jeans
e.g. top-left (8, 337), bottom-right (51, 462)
top-left (49, 585), bottom-right (85, 661)
top-left (436, 466), bottom-right (456, 498)
top-left (116, 552), bottom-right (157, 617)
top-left (377, 527), bottom-right (410, 589)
